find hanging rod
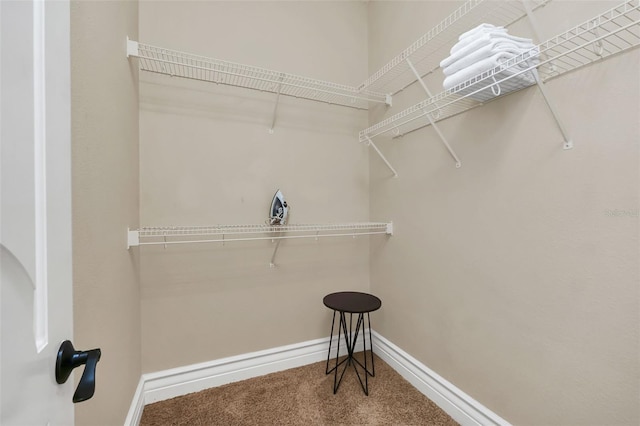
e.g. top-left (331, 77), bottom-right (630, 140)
top-left (127, 222), bottom-right (393, 249)
top-left (126, 38), bottom-right (389, 110)
top-left (359, 0), bottom-right (549, 95)
top-left (360, 0), bottom-right (640, 142)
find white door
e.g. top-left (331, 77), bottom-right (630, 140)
top-left (1, 0), bottom-right (74, 424)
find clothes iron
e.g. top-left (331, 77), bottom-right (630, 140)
top-left (269, 189), bottom-right (289, 225)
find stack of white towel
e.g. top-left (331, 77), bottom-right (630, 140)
top-left (441, 24), bottom-right (539, 100)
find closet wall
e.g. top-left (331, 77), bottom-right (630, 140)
top-left (138, 1), bottom-right (371, 372)
top-left (71, 1), bottom-right (141, 424)
top-left (368, 1), bottom-right (639, 425)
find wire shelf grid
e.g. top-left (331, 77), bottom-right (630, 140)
top-left (360, 0), bottom-right (548, 95)
top-left (360, 0), bottom-right (640, 142)
top-left (128, 222), bottom-right (393, 248)
top-left (536, 0), bottom-right (640, 80)
top-left (133, 42), bottom-right (388, 110)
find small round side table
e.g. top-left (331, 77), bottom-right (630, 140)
top-left (323, 291), bottom-right (382, 396)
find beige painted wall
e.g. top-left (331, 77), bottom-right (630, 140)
top-left (368, 1), bottom-right (639, 425)
top-left (67, 0), bottom-right (637, 423)
top-left (138, 1), bottom-right (371, 372)
top-left (71, 1), bottom-right (141, 424)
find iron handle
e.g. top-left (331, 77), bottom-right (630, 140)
top-left (55, 340), bottom-right (101, 403)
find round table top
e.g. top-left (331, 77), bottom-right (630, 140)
top-left (323, 291), bottom-right (382, 313)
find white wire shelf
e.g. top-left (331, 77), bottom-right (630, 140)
top-left (127, 39), bottom-right (389, 110)
top-left (360, 0), bottom-right (549, 95)
top-left (127, 222), bottom-right (393, 248)
top-left (360, 0), bottom-right (640, 143)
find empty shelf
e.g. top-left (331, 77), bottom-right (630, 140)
top-left (127, 40), bottom-right (388, 110)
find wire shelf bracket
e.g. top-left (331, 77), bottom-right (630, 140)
top-left (363, 135), bottom-right (398, 177)
top-left (523, 0), bottom-right (573, 149)
top-left (126, 36), bottom-right (138, 58)
top-left (406, 58), bottom-right (462, 168)
top-left (269, 239), bottom-right (283, 268)
top-left (269, 74), bottom-right (285, 134)
top-left (531, 61), bottom-right (574, 151)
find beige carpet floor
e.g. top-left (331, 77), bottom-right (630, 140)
top-left (141, 352), bottom-right (458, 425)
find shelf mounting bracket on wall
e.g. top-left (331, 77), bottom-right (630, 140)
top-left (126, 37), bottom-right (138, 58)
top-left (523, 0), bottom-right (573, 150)
top-left (405, 58), bottom-right (462, 168)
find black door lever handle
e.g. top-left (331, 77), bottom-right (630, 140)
top-left (55, 340), bottom-right (102, 403)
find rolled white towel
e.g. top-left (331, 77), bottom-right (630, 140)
top-left (443, 50), bottom-right (538, 91)
top-left (443, 43), bottom-right (536, 76)
top-left (450, 32), bottom-right (533, 55)
top-left (458, 24), bottom-right (507, 40)
top-left (441, 34), bottom-right (535, 69)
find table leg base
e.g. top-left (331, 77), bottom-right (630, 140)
top-left (325, 311), bottom-right (376, 395)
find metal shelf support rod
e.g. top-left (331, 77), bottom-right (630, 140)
top-left (522, 0), bottom-right (553, 67)
top-left (532, 72), bottom-right (573, 149)
top-left (406, 58), bottom-right (462, 168)
top-left (523, 1), bottom-right (573, 150)
top-left (269, 74), bottom-right (284, 134)
top-left (270, 239), bottom-right (283, 268)
top-left (364, 136), bottom-right (398, 177)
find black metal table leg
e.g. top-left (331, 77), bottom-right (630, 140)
top-left (325, 310), bottom-right (337, 375)
top-left (329, 311), bottom-right (376, 395)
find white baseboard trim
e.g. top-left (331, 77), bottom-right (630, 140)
top-left (124, 334), bottom-right (364, 426)
top-left (371, 331), bottom-right (510, 426)
top-left (124, 331), bottom-right (507, 426)
top-left (123, 377), bottom-right (145, 426)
